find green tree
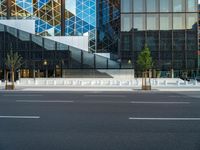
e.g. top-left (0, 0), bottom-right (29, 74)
top-left (137, 44), bottom-right (153, 90)
top-left (5, 50), bottom-right (22, 90)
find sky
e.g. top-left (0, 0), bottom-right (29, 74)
top-left (199, 0), bottom-right (200, 4)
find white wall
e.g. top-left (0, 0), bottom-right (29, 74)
top-left (0, 19), bottom-right (35, 34)
top-left (0, 19), bottom-right (89, 51)
top-left (45, 36), bottom-right (89, 51)
top-left (95, 53), bottom-right (110, 59)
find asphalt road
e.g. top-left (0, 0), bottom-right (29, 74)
top-left (0, 91), bottom-right (200, 150)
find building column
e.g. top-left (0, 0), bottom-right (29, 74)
top-left (6, 0), bottom-right (11, 19)
top-left (61, 0), bottom-right (65, 36)
top-left (33, 69), bottom-right (35, 78)
top-left (38, 69), bottom-right (40, 78)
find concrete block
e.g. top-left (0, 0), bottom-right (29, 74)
top-left (176, 81), bottom-right (180, 86)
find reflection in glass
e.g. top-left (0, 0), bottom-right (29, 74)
top-left (160, 14), bottom-right (172, 30)
top-left (121, 0), bottom-right (132, 12)
top-left (133, 14), bottom-right (145, 31)
top-left (147, 32), bottom-right (159, 52)
top-left (121, 35), bottom-right (132, 51)
top-left (160, 0), bottom-right (172, 12)
top-left (160, 31), bottom-right (172, 51)
top-left (173, 31), bottom-right (185, 51)
top-left (186, 13), bottom-right (197, 29)
top-left (121, 14), bottom-right (132, 32)
top-left (133, 0), bottom-right (145, 12)
top-left (147, 14), bottom-right (159, 30)
top-left (173, 0), bottom-right (185, 12)
top-left (187, 31), bottom-right (197, 51)
top-left (187, 0), bottom-right (197, 12)
top-left (65, 0), bottom-right (76, 15)
top-left (133, 32), bottom-right (145, 51)
top-left (173, 13), bottom-right (185, 30)
top-left (147, 0), bottom-right (158, 12)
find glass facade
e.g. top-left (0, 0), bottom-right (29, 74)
top-left (0, 23), bottom-right (120, 78)
top-left (121, 0), bottom-right (198, 77)
top-left (0, 0), bottom-right (121, 54)
top-left (0, 0), bottom-right (97, 52)
top-left (96, 0), bottom-right (120, 57)
top-left (0, 0), bottom-right (199, 78)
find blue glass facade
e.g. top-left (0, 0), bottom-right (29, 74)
top-left (96, 0), bottom-right (120, 57)
top-left (65, 0), bottom-right (97, 52)
top-left (0, 0), bottom-right (121, 53)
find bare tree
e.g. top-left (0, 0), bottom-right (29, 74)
top-left (5, 50), bottom-right (22, 90)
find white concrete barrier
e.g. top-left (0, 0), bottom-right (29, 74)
top-left (17, 78), bottom-right (200, 88)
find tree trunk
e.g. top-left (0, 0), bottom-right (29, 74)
top-left (5, 70), bottom-right (8, 90)
top-left (142, 70), bottom-right (151, 90)
top-left (11, 67), bottom-right (15, 90)
top-left (145, 70), bottom-right (147, 88)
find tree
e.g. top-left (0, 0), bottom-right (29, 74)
top-left (5, 50), bottom-right (22, 90)
top-left (137, 44), bottom-right (153, 90)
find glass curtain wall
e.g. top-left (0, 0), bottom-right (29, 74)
top-left (96, 0), bottom-right (120, 57)
top-left (0, 23), bottom-right (120, 79)
top-left (121, 0), bottom-right (198, 77)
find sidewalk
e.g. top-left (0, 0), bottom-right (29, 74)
top-left (0, 85), bottom-right (200, 92)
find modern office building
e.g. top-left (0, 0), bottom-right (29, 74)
top-left (0, 0), bottom-right (199, 79)
top-left (0, 0), bottom-right (120, 79)
top-left (198, 4), bottom-right (200, 71)
top-left (121, 0), bottom-right (199, 77)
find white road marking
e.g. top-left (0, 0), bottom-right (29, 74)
top-left (84, 95), bottom-right (126, 98)
top-left (129, 117), bottom-right (200, 121)
top-left (0, 116), bottom-right (40, 119)
top-left (3, 95), bottom-right (43, 97)
top-left (130, 101), bottom-right (190, 104)
top-left (168, 96), bottom-right (186, 98)
top-left (16, 100), bottom-right (74, 103)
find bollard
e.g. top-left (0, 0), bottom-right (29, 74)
top-left (176, 81), bottom-right (180, 86)
top-left (185, 81), bottom-right (188, 86)
top-left (34, 79), bottom-right (37, 85)
top-left (194, 80), bottom-right (197, 86)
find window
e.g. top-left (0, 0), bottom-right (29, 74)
top-left (133, 0), bottom-right (145, 12)
top-left (160, 14), bottom-right (172, 30)
top-left (186, 13), bottom-right (197, 29)
top-left (133, 14), bottom-right (145, 31)
top-left (173, 13), bottom-right (185, 30)
top-left (121, 14), bottom-right (132, 32)
top-left (147, 14), bottom-right (159, 30)
top-left (173, 0), bottom-right (185, 12)
top-left (160, 0), bottom-right (172, 12)
top-left (173, 31), bottom-right (185, 51)
top-left (187, 31), bottom-right (197, 51)
top-left (147, 0), bottom-right (158, 12)
top-left (187, 0), bottom-right (197, 12)
top-left (121, 0), bottom-right (132, 12)
top-left (160, 31), bottom-right (172, 51)
top-left (122, 35), bottom-right (132, 51)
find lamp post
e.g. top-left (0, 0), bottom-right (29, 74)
top-left (43, 60), bottom-right (48, 78)
top-left (128, 59), bottom-right (132, 68)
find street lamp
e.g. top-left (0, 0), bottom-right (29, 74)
top-left (128, 59), bottom-right (132, 69)
top-left (43, 60), bottom-right (48, 78)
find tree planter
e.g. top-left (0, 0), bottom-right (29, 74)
top-left (5, 84), bottom-right (14, 90)
top-left (141, 71), bottom-right (151, 91)
top-left (142, 85), bottom-right (151, 90)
